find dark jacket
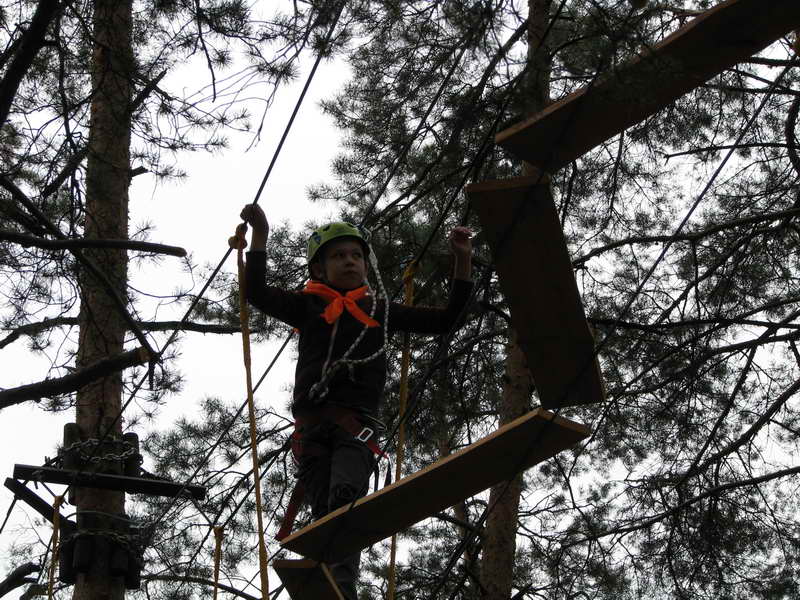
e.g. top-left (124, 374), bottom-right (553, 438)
top-left (245, 251), bottom-right (473, 415)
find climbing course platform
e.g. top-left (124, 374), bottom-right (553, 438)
top-left (281, 408), bottom-right (588, 562)
top-left (466, 174), bottom-right (605, 410)
top-left (496, 0), bottom-right (800, 171)
top-left (12, 464), bottom-right (207, 500)
top-left (273, 559), bottom-right (344, 600)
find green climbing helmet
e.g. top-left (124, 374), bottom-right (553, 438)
top-left (306, 221), bottom-right (371, 264)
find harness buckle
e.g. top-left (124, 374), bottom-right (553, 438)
top-left (355, 426), bottom-right (374, 443)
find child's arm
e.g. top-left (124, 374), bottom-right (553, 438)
top-left (388, 227), bottom-right (474, 334)
top-left (240, 204), bottom-right (269, 251)
top-left (449, 226), bottom-right (472, 281)
top-left (238, 204), bottom-right (307, 328)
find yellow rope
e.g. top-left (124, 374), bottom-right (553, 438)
top-left (47, 495), bottom-right (64, 600)
top-left (230, 225), bottom-right (270, 600)
top-left (212, 526), bottom-right (224, 600)
top-left (387, 260), bottom-right (417, 600)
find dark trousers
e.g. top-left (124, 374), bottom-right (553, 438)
top-left (296, 420), bottom-right (375, 600)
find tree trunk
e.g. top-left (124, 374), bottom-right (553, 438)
top-left (479, 0), bottom-right (552, 597)
top-left (73, 1), bottom-right (134, 599)
top-left (478, 332), bottom-right (534, 598)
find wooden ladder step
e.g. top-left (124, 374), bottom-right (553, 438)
top-left (281, 408), bottom-right (589, 562)
top-left (465, 175), bottom-right (605, 410)
top-left (273, 559), bottom-right (344, 600)
top-left (496, 0), bottom-right (800, 172)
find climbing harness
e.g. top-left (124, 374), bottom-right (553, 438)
top-left (275, 404), bottom-right (388, 541)
top-left (230, 224), bottom-right (270, 600)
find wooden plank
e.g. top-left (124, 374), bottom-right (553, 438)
top-left (496, 0), bottom-right (800, 171)
top-left (466, 175), bottom-right (605, 409)
top-left (13, 464), bottom-right (206, 500)
top-left (273, 559), bottom-right (344, 600)
top-left (281, 408), bottom-right (589, 562)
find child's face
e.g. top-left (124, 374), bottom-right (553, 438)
top-left (314, 238), bottom-right (368, 289)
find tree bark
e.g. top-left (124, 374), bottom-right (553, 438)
top-left (478, 332), bottom-right (534, 599)
top-left (73, 1), bottom-right (134, 599)
top-left (479, 1), bottom-right (551, 597)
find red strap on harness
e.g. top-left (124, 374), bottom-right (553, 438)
top-left (275, 479), bottom-right (305, 541)
top-left (275, 410), bottom-right (386, 541)
top-left (332, 411), bottom-right (387, 459)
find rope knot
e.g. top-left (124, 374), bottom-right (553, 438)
top-left (228, 223), bottom-right (248, 250)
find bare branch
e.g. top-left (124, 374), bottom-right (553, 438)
top-left (0, 229), bottom-right (186, 256)
top-left (683, 376), bottom-right (800, 480)
top-left (574, 207), bottom-right (800, 267)
top-left (0, 1), bottom-right (66, 127)
top-left (563, 464), bottom-right (800, 549)
top-left (590, 316), bottom-right (800, 333)
top-left (662, 142), bottom-right (800, 160)
top-left (0, 175), bottom-right (156, 359)
top-left (0, 563), bottom-right (39, 598)
top-left (0, 195), bottom-right (48, 235)
top-left (744, 57), bottom-right (798, 67)
top-left (38, 69), bottom-right (167, 201)
top-left (0, 347), bottom-right (150, 409)
top-left (1, 318), bottom-right (259, 350)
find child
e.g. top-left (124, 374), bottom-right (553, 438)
top-left (240, 204), bottom-right (473, 599)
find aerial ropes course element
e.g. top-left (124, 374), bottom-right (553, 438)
top-left (466, 0), bottom-right (800, 411)
top-left (229, 225), bottom-right (271, 600)
top-left (496, 0), bottom-right (800, 172)
top-left (269, 3), bottom-right (800, 598)
top-left (210, 3), bottom-right (800, 599)
top-left (465, 173), bottom-right (605, 410)
top-left (280, 409), bottom-right (588, 563)
top-left (272, 559), bottom-right (344, 600)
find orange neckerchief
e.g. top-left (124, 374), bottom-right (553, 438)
top-left (302, 281), bottom-right (380, 328)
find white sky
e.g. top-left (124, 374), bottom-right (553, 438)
top-left (1, 50), bottom-right (349, 598)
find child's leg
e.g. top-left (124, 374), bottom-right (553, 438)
top-left (295, 424), bottom-right (334, 520)
top-left (327, 426), bottom-right (376, 600)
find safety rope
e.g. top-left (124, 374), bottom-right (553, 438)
top-left (212, 525), bottom-right (224, 600)
top-left (386, 260), bottom-right (417, 600)
top-left (47, 495), bottom-right (64, 600)
top-left (230, 225), bottom-right (270, 600)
